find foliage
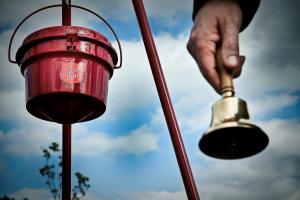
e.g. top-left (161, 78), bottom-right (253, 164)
top-left (72, 172), bottom-right (91, 200)
top-left (1, 142), bottom-right (90, 200)
top-left (39, 142), bottom-right (90, 200)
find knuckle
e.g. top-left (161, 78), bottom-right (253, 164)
top-left (188, 26), bottom-right (218, 53)
top-left (190, 30), bottom-right (197, 39)
top-left (195, 41), bottom-right (210, 52)
top-left (187, 39), bottom-right (211, 56)
top-left (190, 27), bottom-right (199, 39)
top-left (188, 29), bottom-right (198, 43)
top-left (187, 28), bottom-right (200, 52)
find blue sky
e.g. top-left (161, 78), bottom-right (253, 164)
top-left (0, 0), bottom-right (300, 200)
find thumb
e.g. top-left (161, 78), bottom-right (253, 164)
top-left (220, 21), bottom-right (241, 69)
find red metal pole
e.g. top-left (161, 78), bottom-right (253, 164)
top-left (62, 0), bottom-right (71, 25)
top-left (132, 0), bottom-right (200, 199)
top-left (62, 124), bottom-right (72, 200)
top-left (62, 1), bottom-right (72, 200)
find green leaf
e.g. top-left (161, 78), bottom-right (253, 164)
top-left (40, 142), bottom-right (91, 200)
top-left (42, 149), bottom-right (51, 159)
top-left (49, 142), bottom-right (59, 152)
top-left (51, 189), bottom-right (58, 193)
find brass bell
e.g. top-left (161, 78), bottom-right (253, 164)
top-left (199, 49), bottom-right (269, 159)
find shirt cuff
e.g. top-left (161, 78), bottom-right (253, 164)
top-left (192, 0), bottom-right (260, 32)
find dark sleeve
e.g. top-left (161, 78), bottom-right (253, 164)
top-left (192, 0), bottom-right (260, 31)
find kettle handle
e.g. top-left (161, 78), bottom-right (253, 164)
top-left (8, 4), bottom-right (123, 69)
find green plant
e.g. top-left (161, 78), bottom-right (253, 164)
top-left (39, 142), bottom-right (90, 200)
top-left (0, 142), bottom-right (90, 200)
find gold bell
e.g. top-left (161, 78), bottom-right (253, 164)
top-left (199, 49), bottom-right (269, 159)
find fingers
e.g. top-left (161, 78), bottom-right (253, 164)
top-left (219, 11), bottom-right (242, 61)
top-left (220, 18), bottom-right (240, 65)
top-left (219, 16), bottom-right (245, 78)
top-left (187, 28), bottom-right (221, 93)
top-left (198, 49), bottom-right (221, 93)
top-left (187, 0), bottom-right (244, 93)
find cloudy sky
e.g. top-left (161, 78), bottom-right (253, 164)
top-left (0, 0), bottom-right (299, 199)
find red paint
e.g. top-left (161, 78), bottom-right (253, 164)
top-left (16, 26), bottom-right (118, 124)
top-left (62, 2), bottom-right (72, 200)
top-left (62, 123), bottom-right (71, 200)
top-left (132, 0), bottom-right (200, 199)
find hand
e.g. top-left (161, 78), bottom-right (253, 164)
top-left (187, 0), bottom-right (245, 93)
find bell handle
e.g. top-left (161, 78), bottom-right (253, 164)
top-left (216, 48), bottom-right (235, 97)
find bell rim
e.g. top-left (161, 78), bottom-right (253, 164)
top-left (204, 121), bottom-right (260, 134)
top-left (199, 122), bottom-right (269, 159)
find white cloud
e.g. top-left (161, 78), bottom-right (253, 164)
top-left (143, 0), bottom-right (192, 18)
top-left (8, 188), bottom-right (51, 200)
top-left (196, 158), bottom-right (300, 200)
top-left (248, 94), bottom-right (299, 118)
top-left (0, 30), bottom-right (25, 92)
top-left (102, 39), bottom-right (158, 121)
top-left (0, 0), bottom-right (47, 25)
top-left (72, 124), bottom-right (159, 156)
top-left (261, 119), bottom-right (300, 157)
top-left (0, 138), bottom-right (7, 170)
top-left (0, 122), bottom-right (158, 157)
top-left (111, 33), bottom-right (218, 134)
top-left (0, 121), bottom-right (60, 156)
top-left (235, 60), bottom-right (300, 96)
top-left (192, 119), bottom-right (300, 200)
top-left (126, 190), bottom-right (187, 200)
top-left (104, 33), bottom-right (210, 122)
top-left (237, 6), bottom-right (300, 96)
top-left (0, 90), bottom-right (27, 121)
top-left (143, 0), bottom-right (193, 26)
top-left (6, 187), bottom-right (104, 200)
top-left (0, 157), bottom-right (6, 171)
top-left (83, 193), bottom-right (105, 200)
